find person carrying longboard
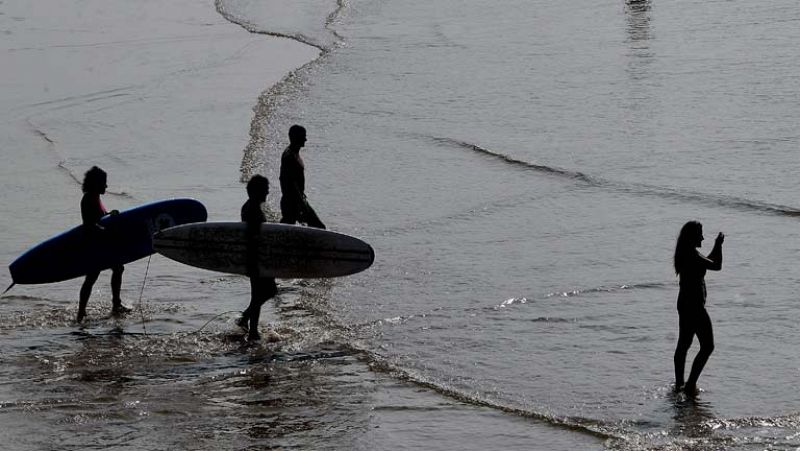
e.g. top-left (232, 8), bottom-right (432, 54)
top-left (279, 125), bottom-right (326, 229)
top-left (77, 166), bottom-right (131, 322)
top-left (237, 175), bottom-right (278, 341)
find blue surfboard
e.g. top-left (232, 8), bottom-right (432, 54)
top-left (9, 198), bottom-right (207, 285)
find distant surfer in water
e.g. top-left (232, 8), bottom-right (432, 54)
top-left (673, 220), bottom-right (724, 395)
top-left (77, 166), bottom-right (131, 322)
top-left (237, 175), bottom-right (278, 341)
top-left (279, 125), bottom-right (326, 229)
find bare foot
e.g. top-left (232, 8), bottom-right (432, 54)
top-left (236, 315), bottom-right (249, 332)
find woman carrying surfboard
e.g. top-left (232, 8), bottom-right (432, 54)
top-left (237, 175), bottom-right (278, 341)
top-left (77, 166), bottom-right (131, 322)
top-left (673, 221), bottom-right (724, 395)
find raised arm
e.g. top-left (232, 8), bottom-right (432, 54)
top-left (701, 232), bottom-right (724, 271)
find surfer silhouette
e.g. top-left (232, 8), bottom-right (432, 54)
top-left (237, 175), bottom-right (278, 341)
top-left (279, 125), bottom-right (326, 229)
top-left (673, 221), bottom-right (724, 395)
top-left (77, 166), bottom-right (131, 322)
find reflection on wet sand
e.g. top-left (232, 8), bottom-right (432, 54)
top-left (0, 321), bottom-right (375, 450)
top-left (624, 0), bottom-right (652, 44)
top-left (623, 0), bottom-right (654, 82)
top-left (669, 391), bottom-right (717, 439)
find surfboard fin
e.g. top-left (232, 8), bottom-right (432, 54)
top-left (1, 282), bottom-right (15, 296)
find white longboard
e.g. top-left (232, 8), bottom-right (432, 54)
top-left (153, 222), bottom-right (374, 278)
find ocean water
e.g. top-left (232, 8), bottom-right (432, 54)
top-left (1, 0), bottom-right (799, 449)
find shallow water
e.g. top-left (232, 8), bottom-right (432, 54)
top-left (237, 0), bottom-right (800, 448)
top-left (2, 0), bottom-right (800, 449)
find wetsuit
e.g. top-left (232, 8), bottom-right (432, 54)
top-left (240, 199), bottom-right (277, 336)
top-left (279, 146), bottom-right (325, 229)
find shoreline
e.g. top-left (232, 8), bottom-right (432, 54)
top-left (213, 0), bottom-right (347, 188)
top-left (0, 0), bottom-right (320, 273)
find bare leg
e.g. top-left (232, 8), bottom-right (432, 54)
top-left (111, 265), bottom-right (123, 304)
top-left (237, 307), bottom-right (250, 332)
top-left (247, 304), bottom-right (261, 341)
top-left (300, 202), bottom-right (326, 229)
top-left (674, 328), bottom-right (694, 389)
top-left (247, 277), bottom-right (277, 341)
top-left (674, 309), bottom-right (701, 390)
top-left (279, 198), bottom-right (299, 225)
top-left (110, 265), bottom-right (130, 316)
top-left (79, 272), bottom-right (100, 322)
top-left (247, 277), bottom-right (263, 340)
top-left (685, 310), bottom-right (714, 392)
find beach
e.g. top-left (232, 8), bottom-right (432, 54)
top-left (0, 0), bottom-right (601, 449)
top-left (2, 0), bottom-right (800, 449)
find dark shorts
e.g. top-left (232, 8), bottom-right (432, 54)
top-left (85, 264), bottom-right (124, 281)
top-left (250, 277), bottom-right (277, 303)
top-left (280, 197), bottom-right (325, 229)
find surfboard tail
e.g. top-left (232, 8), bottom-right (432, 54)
top-left (1, 282), bottom-right (15, 296)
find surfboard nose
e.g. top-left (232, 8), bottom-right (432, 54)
top-left (366, 244), bottom-right (376, 265)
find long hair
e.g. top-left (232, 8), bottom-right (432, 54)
top-left (82, 166), bottom-right (107, 194)
top-left (674, 221), bottom-right (702, 275)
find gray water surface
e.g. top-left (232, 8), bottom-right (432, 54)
top-left (2, 0), bottom-right (799, 449)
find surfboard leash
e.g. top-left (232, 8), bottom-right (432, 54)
top-left (137, 254), bottom-right (153, 336)
top-left (192, 310), bottom-right (241, 334)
